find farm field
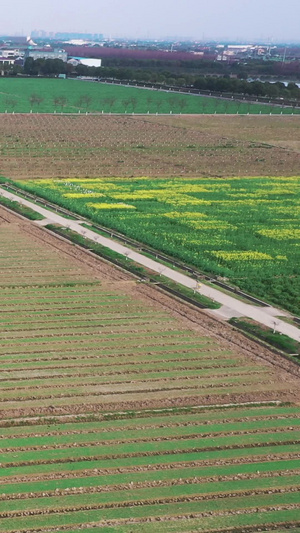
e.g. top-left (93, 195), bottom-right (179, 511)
top-left (1, 207), bottom-right (300, 532)
top-left (13, 174), bottom-right (300, 316)
top-left (0, 77), bottom-right (299, 115)
top-left (1, 114), bottom-right (300, 179)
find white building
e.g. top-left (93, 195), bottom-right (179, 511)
top-left (0, 57), bottom-right (15, 65)
top-left (68, 57), bottom-right (102, 68)
top-left (25, 48), bottom-right (68, 62)
top-left (0, 49), bottom-right (21, 58)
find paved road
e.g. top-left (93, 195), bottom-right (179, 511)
top-left (1, 187), bottom-right (299, 343)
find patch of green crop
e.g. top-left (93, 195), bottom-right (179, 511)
top-left (2, 458), bottom-right (300, 497)
top-left (2, 429), bottom-right (300, 465)
top-left (3, 492), bottom-right (300, 531)
top-left (230, 317), bottom-right (300, 355)
top-left (2, 442), bottom-right (300, 478)
top-left (16, 175), bottom-right (300, 315)
top-left (2, 413), bottom-right (300, 451)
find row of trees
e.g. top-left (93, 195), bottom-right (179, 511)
top-left (194, 77), bottom-right (300, 100)
top-left (98, 57), bottom-right (300, 78)
top-left (3, 55), bottom-right (300, 79)
top-left (3, 92), bottom-right (190, 113)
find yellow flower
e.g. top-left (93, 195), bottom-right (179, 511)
top-left (87, 202), bottom-right (136, 210)
top-left (64, 193), bottom-right (104, 199)
top-left (212, 251), bottom-right (273, 261)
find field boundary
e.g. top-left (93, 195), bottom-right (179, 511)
top-left (2, 111), bottom-right (300, 116)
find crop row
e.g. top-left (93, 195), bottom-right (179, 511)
top-left (1, 381), bottom-right (286, 415)
top-left (0, 368), bottom-right (261, 392)
top-left (1, 404), bottom-right (298, 435)
top-left (2, 490), bottom-right (300, 532)
top-left (40, 509), bottom-right (300, 533)
top-left (1, 457), bottom-right (299, 497)
top-left (2, 416), bottom-right (300, 452)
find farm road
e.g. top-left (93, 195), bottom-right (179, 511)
top-left (1, 186), bottom-right (299, 343)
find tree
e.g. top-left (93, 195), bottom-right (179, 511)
top-left (122, 98), bottom-right (131, 112)
top-left (146, 95), bottom-right (153, 112)
top-left (107, 96), bottom-right (116, 111)
top-left (29, 94), bottom-right (44, 109)
top-left (156, 99), bottom-right (163, 114)
top-left (77, 95), bottom-right (92, 111)
top-left (53, 96), bottom-right (68, 112)
top-left (167, 96), bottom-right (178, 113)
top-left (178, 99), bottom-right (188, 114)
top-left (5, 97), bottom-right (18, 111)
top-left (75, 64), bottom-right (89, 77)
top-left (129, 97), bottom-right (138, 112)
top-left (24, 57), bottom-right (37, 75)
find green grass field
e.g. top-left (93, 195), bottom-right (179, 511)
top-left (0, 77), bottom-right (299, 114)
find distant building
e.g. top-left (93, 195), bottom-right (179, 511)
top-left (0, 57), bottom-right (15, 65)
top-left (55, 32), bottom-right (103, 41)
top-left (68, 57), bottom-right (102, 68)
top-left (1, 36), bottom-right (33, 46)
top-left (25, 48), bottom-right (67, 62)
top-left (0, 49), bottom-right (20, 58)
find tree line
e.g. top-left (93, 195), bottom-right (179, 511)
top-left (2, 57), bottom-right (300, 102)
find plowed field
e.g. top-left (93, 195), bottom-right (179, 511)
top-left (1, 207), bottom-right (300, 532)
top-left (1, 114), bottom-right (300, 178)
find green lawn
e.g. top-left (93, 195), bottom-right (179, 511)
top-left (0, 77), bottom-right (298, 114)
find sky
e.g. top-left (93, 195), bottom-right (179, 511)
top-left (1, 0), bottom-right (300, 42)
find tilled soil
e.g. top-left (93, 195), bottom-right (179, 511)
top-left (1, 114), bottom-right (300, 178)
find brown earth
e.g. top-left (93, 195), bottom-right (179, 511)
top-left (0, 114), bottom-right (299, 179)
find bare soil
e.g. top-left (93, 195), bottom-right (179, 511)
top-left (1, 114), bottom-right (299, 179)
